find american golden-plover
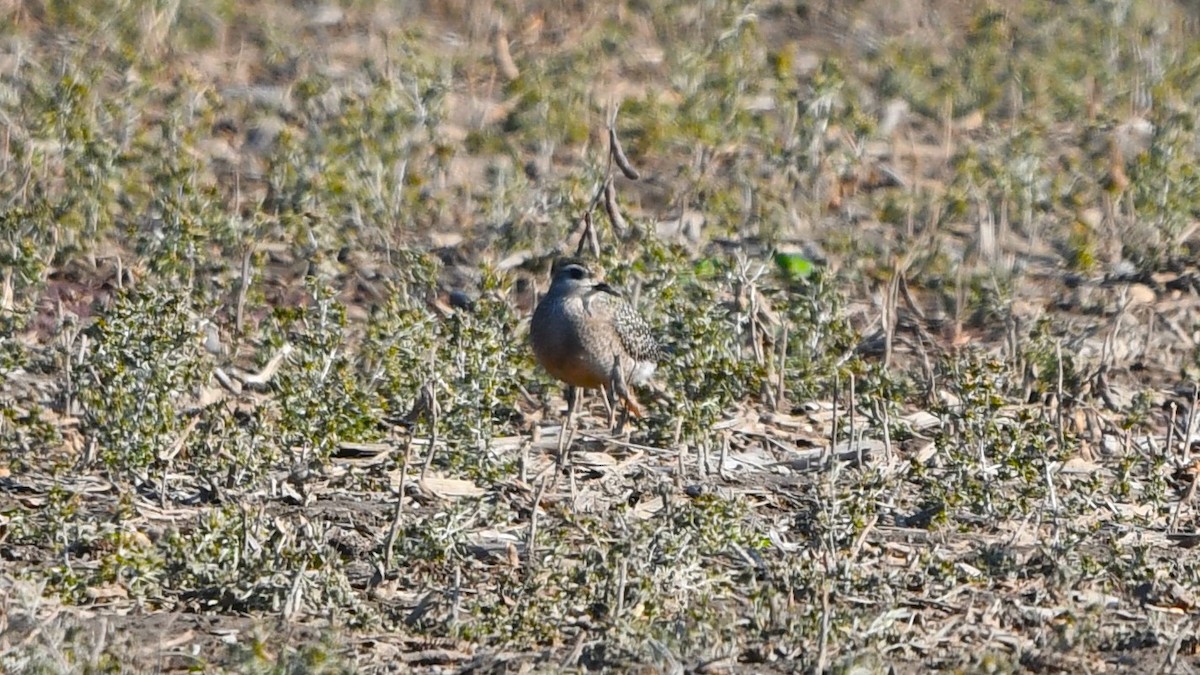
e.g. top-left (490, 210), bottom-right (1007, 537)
top-left (530, 257), bottom-right (660, 428)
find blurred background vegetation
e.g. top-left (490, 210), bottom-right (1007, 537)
top-left (4, 0), bottom-right (1200, 672)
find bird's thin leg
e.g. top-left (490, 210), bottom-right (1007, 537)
top-left (601, 384), bottom-right (617, 429)
top-left (572, 385), bottom-right (583, 425)
top-left (557, 384), bottom-right (579, 458)
top-left (609, 354), bottom-right (636, 434)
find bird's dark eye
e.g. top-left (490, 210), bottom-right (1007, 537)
top-left (568, 266), bottom-right (587, 280)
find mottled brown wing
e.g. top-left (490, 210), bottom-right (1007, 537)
top-left (589, 284), bottom-right (659, 364)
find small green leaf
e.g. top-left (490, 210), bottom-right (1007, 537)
top-left (693, 257), bottom-right (720, 279)
top-left (774, 252), bottom-right (814, 280)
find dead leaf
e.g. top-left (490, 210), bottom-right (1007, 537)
top-left (420, 476), bottom-right (485, 499)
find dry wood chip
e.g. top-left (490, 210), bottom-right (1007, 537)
top-left (419, 476), bottom-right (485, 498)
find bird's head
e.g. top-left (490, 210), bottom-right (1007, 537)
top-left (548, 257), bottom-right (600, 295)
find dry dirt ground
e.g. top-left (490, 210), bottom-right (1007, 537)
top-left (4, 0), bottom-right (1200, 673)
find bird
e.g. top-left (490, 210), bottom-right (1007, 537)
top-left (530, 257), bottom-right (660, 429)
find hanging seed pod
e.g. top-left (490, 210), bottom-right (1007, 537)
top-left (492, 27), bottom-right (520, 81)
top-left (604, 178), bottom-right (628, 236)
top-left (609, 126), bottom-right (640, 180)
